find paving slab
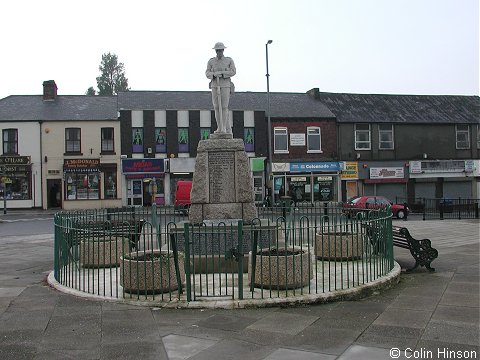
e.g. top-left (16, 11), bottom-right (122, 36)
top-left (263, 348), bottom-right (336, 360)
top-left (162, 334), bottom-right (217, 360)
top-left (246, 312), bottom-right (318, 335)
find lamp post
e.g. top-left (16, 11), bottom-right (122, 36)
top-left (266, 40), bottom-right (274, 208)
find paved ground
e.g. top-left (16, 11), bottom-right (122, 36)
top-left (0, 213), bottom-right (478, 360)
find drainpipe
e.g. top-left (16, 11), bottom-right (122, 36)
top-left (39, 121), bottom-right (44, 209)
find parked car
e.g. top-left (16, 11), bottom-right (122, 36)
top-left (343, 196), bottom-right (409, 219)
top-left (174, 180), bottom-right (192, 214)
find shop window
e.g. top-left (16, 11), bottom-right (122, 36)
top-left (101, 128), bottom-right (114, 153)
top-left (307, 127), bottom-right (322, 153)
top-left (132, 128), bottom-right (144, 153)
top-left (244, 127), bottom-right (254, 152)
top-left (355, 124), bottom-right (371, 150)
top-left (456, 125), bottom-right (470, 149)
top-left (178, 128), bottom-right (189, 153)
top-left (2, 129), bottom-right (18, 155)
top-left (200, 128), bottom-right (210, 141)
top-left (274, 127), bottom-right (288, 153)
top-left (379, 124), bottom-right (394, 150)
top-left (65, 128), bottom-right (81, 153)
top-left (65, 173), bottom-right (99, 200)
top-left (0, 175), bottom-right (30, 200)
top-left (104, 171), bottom-right (117, 199)
top-left (155, 128), bottom-right (167, 153)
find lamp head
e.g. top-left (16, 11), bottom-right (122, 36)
top-left (267, 40), bottom-right (273, 44)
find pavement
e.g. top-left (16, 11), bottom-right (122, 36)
top-left (0, 214), bottom-right (479, 360)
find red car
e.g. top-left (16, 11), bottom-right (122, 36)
top-left (343, 196), bottom-right (409, 219)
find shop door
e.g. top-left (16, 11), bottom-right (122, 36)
top-left (130, 179), bottom-right (143, 206)
top-left (253, 176), bottom-right (264, 204)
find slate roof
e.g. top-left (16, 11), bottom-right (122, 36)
top-left (117, 91), bottom-right (336, 119)
top-left (316, 92), bottom-right (480, 124)
top-left (0, 95), bottom-right (118, 121)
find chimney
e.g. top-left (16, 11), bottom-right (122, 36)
top-left (43, 80), bottom-right (58, 101)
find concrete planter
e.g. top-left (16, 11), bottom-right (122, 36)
top-left (248, 247), bottom-right (313, 290)
top-left (120, 250), bottom-right (185, 294)
top-left (80, 237), bottom-right (129, 268)
top-left (315, 232), bottom-right (362, 260)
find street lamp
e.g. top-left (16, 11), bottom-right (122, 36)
top-left (265, 40), bottom-right (274, 208)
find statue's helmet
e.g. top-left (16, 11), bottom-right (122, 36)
top-left (213, 42), bottom-right (226, 50)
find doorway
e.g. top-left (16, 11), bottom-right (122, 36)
top-left (47, 179), bottom-right (62, 209)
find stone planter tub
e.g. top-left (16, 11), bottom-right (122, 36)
top-left (120, 250), bottom-right (185, 294)
top-left (248, 246), bottom-right (313, 290)
top-left (315, 232), bottom-right (362, 260)
top-left (80, 237), bottom-right (130, 268)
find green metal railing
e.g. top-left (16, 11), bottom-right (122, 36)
top-left (53, 204), bottom-right (394, 304)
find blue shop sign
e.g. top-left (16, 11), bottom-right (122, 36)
top-left (290, 162), bottom-right (342, 173)
top-left (122, 159), bottom-right (164, 173)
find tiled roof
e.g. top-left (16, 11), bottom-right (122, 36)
top-left (117, 91), bottom-right (336, 119)
top-left (316, 92), bottom-right (480, 124)
top-left (0, 95), bottom-right (118, 121)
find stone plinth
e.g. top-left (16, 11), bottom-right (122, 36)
top-left (189, 137), bottom-right (257, 224)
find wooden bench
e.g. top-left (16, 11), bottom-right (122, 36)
top-left (392, 226), bottom-right (438, 272)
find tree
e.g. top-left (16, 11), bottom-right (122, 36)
top-left (85, 87), bottom-right (96, 96)
top-left (96, 53), bottom-right (129, 95)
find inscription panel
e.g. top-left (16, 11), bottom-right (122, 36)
top-left (209, 152), bottom-right (235, 203)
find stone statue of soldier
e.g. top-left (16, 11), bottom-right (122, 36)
top-left (205, 42), bottom-right (236, 134)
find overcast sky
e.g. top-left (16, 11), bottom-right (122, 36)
top-left (1, 0), bottom-right (478, 100)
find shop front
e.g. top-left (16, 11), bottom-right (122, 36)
top-left (122, 158), bottom-right (165, 206)
top-left (362, 164), bottom-right (408, 201)
top-left (340, 161), bottom-right (359, 201)
top-left (271, 161), bottom-right (342, 204)
top-left (62, 159), bottom-right (122, 210)
top-left (0, 156), bottom-right (34, 208)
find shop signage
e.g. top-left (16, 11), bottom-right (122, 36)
top-left (409, 161), bottom-right (422, 174)
top-left (0, 156), bottom-right (31, 165)
top-left (290, 133), bottom-right (306, 146)
top-left (64, 159), bottom-right (100, 172)
top-left (464, 160), bottom-right (474, 172)
top-left (409, 160), bottom-right (467, 174)
top-left (290, 162), bottom-right (342, 173)
top-left (0, 165), bottom-right (30, 174)
top-left (370, 167), bottom-right (404, 179)
top-left (122, 159), bottom-right (164, 173)
top-left (340, 162), bottom-right (358, 180)
top-left (272, 162), bottom-right (289, 172)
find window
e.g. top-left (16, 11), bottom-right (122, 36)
top-left (65, 173), bottom-right (99, 200)
top-left (244, 127), bottom-right (254, 152)
top-left (132, 128), bottom-right (143, 153)
top-left (456, 125), bottom-right (470, 149)
top-left (2, 129), bottom-right (18, 154)
top-left (65, 128), bottom-right (81, 153)
top-left (101, 128), bottom-right (114, 153)
top-left (355, 124), bottom-right (371, 150)
top-left (104, 171), bottom-right (117, 199)
top-left (307, 127), bottom-right (322, 153)
top-left (274, 127), bottom-right (288, 153)
top-left (379, 124), bottom-right (394, 150)
top-left (155, 128), bottom-right (167, 153)
top-left (200, 128), bottom-right (210, 141)
top-left (477, 125), bottom-right (480, 149)
top-left (178, 128), bottom-right (189, 153)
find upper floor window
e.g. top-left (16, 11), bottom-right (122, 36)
top-left (155, 128), bottom-right (167, 153)
top-left (355, 124), bottom-right (371, 150)
top-left (307, 127), bottom-right (322, 153)
top-left (132, 128), bottom-right (143, 153)
top-left (274, 127), bottom-right (288, 153)
top-left (2, 129), bottom-right (18, 155)
top-left (178, 128), bottom-right (189, 153)
top-left (379, 124), bottom-right (394, 150)
top-left (65, 128), bottom-right (81, 153)
top-left (244, 127), bottom-right (255, 152)
top-left (101, 128), bottom-right (114, 153)
top-left (200, 128), bottom-right (210, 141)
top-left (456, 125), bottom-right (470, 149)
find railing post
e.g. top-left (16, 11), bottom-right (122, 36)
top-left (183, 222), bottom-right (192, 302)
top-left (458, 197), bottom-right (461, 220)
top-left (237, 220), bottom-right (244, 300)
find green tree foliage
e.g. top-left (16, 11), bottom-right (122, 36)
top-left (85, 86), bottom-right (96, 96)
top-left (96, 53), bottom-right (129, 95)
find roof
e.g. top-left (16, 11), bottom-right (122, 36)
top-left (0, 95), bottom-right (118, 121)
top-left (315, 92), bottom-right (480, 124)
top-left (117, 91), bottom-right (336, 119)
